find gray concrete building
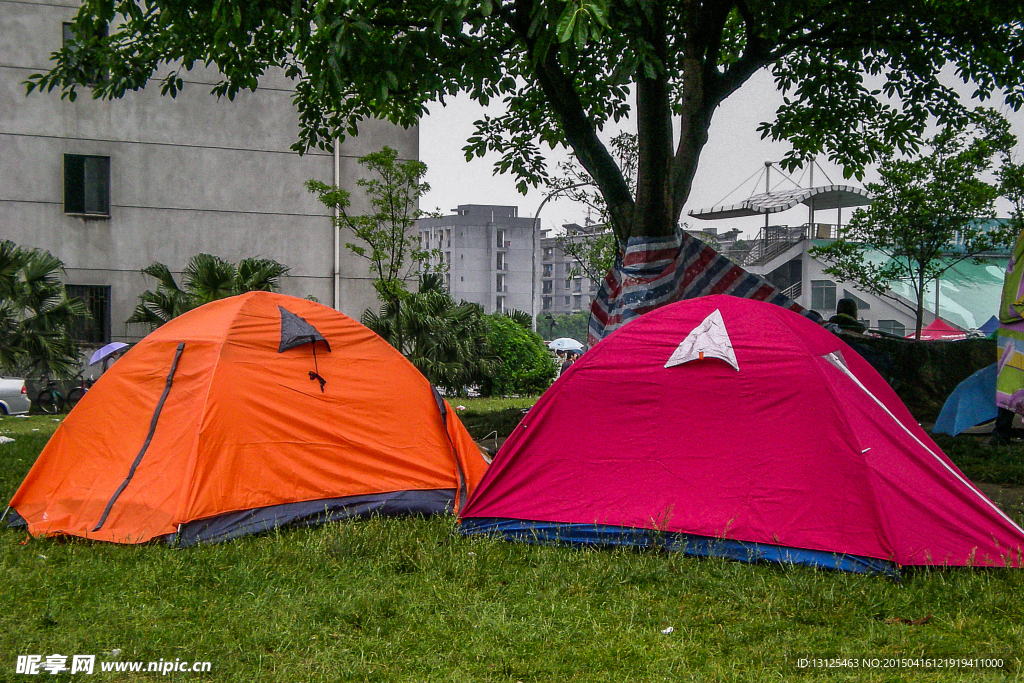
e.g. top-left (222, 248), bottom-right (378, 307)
top-left (539, 223), bottom-right (604, 316)
top-left (417, 205), bottom-right (536, 314)
top-left (1, 0), bottom-right (416, 345)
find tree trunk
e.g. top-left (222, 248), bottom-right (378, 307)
top-left (395, 295), bottom-right (404, 355)
top-left (633, 5), bottom-right (675, 239)
top-left (915, 271), bottom-right (926, 340)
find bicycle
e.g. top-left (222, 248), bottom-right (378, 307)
top-left (35, 373), bottom-right (93, 414)
top-left (35, 378), bottom-right (66, 415)
top-left (66, 373), bottom-right (95, 409)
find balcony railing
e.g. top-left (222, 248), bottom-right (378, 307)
top-left (781, 281), bottom-right (802, 300)
top-left (731, 223), bottom-right (839, 267)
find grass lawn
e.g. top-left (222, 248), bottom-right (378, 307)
top-left (2, 414), bottom-right (1024, 681)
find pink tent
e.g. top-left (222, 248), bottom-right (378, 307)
top-left (461, 295), bottom-right (1024, 573)
top-left (906, 318), bottom-right (967, 341)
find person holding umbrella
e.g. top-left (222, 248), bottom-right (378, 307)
top-left (89, 342), bottom-right (130, 373)
top-left (548, 338), bottom-right (584, 377)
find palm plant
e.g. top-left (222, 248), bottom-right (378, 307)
top-left (0, 240), bottom-right (89, 379)
top-left (363, 274), bottom-right (498, 395)
top-left (127, 254), bottom-right (289, 329)
top-left (502, 309), bottom-right (533, 330)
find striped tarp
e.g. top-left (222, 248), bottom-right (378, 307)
top-left (588, 233), bottom-right (821, 345)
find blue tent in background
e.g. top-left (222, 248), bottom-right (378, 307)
top-left (933, 364), bottom-right (998, 436)
top-left (979, 316), bottom-right (999, 337)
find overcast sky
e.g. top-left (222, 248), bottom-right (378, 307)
top-left (419, 70), bottom-right (1024, 239)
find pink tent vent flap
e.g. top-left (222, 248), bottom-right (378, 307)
top-left (460, 295), bottom-right (1024, 574)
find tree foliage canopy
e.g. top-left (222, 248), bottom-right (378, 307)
top-left (33, 0), bottom-right (1024, 245)
top-left (550, 131), bottom-right (631, 279)
top-left (810, 109), bottom-right (1018, 338)
top-left (307, 147), bottom-right (439, 307)
top-left (127, 253), bottom-right (290, 329)
top-left (539, 310), bottom-right (591, 344)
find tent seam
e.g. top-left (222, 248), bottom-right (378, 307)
top-left (171, 294), bottom-right (252, 527)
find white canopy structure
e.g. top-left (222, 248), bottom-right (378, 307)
top-left (689, 185), bottom-right (871, 221)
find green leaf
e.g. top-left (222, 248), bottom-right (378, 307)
top-left (555, 8), bottom-right (577, 44)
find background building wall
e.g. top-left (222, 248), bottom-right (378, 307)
top-left (0, 0), bottom-right (417, 343)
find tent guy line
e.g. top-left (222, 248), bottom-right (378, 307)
top-left (824, 352), bottom-right (1024, 537)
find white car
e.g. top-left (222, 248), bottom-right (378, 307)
top-left (0, 378), bottom-right (31, 415)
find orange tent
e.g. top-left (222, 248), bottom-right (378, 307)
top-left (5, 292), bottom-right (488, 545)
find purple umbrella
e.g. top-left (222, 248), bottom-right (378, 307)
top-left (89, 342), bottom-right (129, 366)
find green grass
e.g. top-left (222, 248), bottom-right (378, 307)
top-left (932, 434), bottom-right (1024, 487)
top-left (0, 415), bottom-right (62, 511)
top-left (3, 415), bottom-right (1024, 680)
top-left (452, 396), bottom-right (537, 442)
top-left (452, 397), bottom-right (539, 412)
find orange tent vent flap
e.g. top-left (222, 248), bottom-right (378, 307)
top-left (5, 292), bottom-right (488, 545)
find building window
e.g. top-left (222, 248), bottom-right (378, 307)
top-left (564, 296), bottom-right (571, 307)
top-left (543, 263), bottom-right (553, 277)
top-left (573, 295), bottom-right (582, 310)
top-left (444, 229), bottom-right (451, 247)
top-left (810, 280), bottom-right (836, 311)
top-left (843, 289), bottom-right (870, 310)
top-left (66, 285), bottom-right (111, 344)
top-left (496, 229), bottom-right (506, 248)
top-left (496, 252), bottom-right (506, 271)
top-left (64, 154), bottom-right (110, 216)
top-left (564, 277), bottom-right (572, 289)
top-left (543, 247), bottom-right (554, 261)
top-left (573, 278), bottom-right (582, 292)
top-left (496, 273), bottom-right (506, 292)
top-left (878, 320), bottom-right (906, 337)
top-left (542, 280), bottom-right (553, 294)
top-left (542, 296), bottom-right (552, 311)
top-left (496, 296), bottom-right (505, 313)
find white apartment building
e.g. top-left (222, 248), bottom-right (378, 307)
top-left (417, 205), bottom-right (536, 314)
top-left (538, 223), bottom-right (604, 316)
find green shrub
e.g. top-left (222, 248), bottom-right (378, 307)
top-left (483, 315), bottom-right (557, 397)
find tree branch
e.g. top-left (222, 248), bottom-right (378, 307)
top-left (670, 0), bottom-right (737, 221)
top-left (508, 0), bottom-right (634, 241)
